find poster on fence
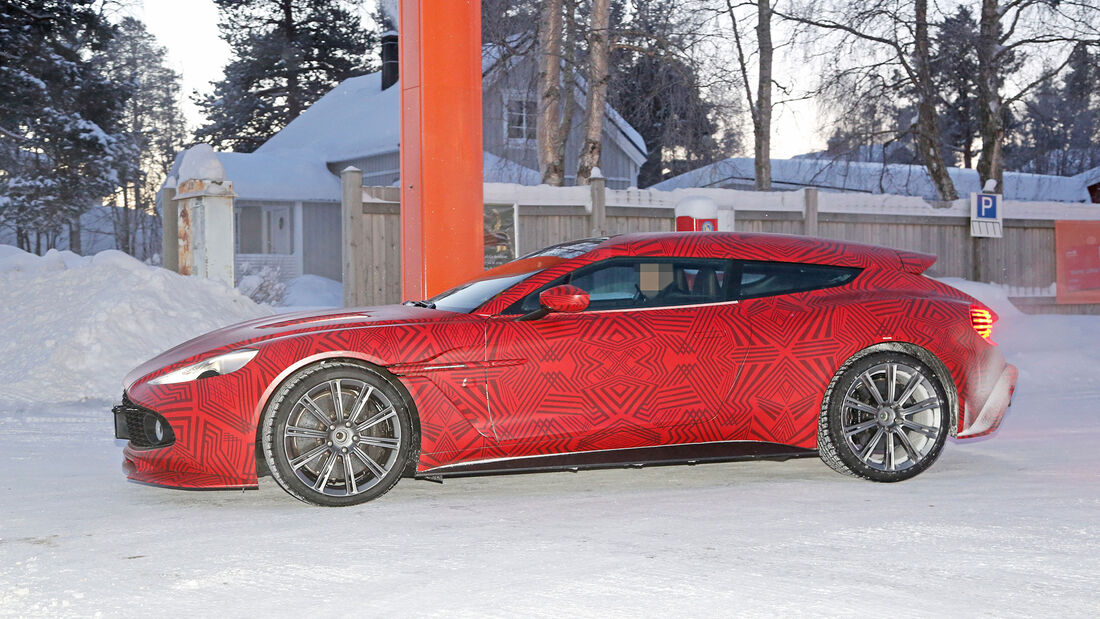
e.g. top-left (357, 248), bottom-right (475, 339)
top-left (484, 204), bottom-right (517, 269)
top-left (1055, 220), bottom-right (1100, 304)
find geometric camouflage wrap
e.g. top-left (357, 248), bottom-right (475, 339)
top-left (119, 232), bottom-right (1016, 489)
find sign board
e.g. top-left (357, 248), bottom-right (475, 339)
top-left (970, 192), bottom-right (1003, 238)
top-left (1055, 220), bottom-right (1100, 304)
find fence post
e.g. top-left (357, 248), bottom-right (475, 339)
top-left (804, 188), bottom-right (819, 237)
top-left (341, 166), bottom-right (364, 307)
top-left (160, 185), bottom-right (178, 272)
top-left (174, 145), bottom-right (235, 286)
top-left (589, 167), bottom-right (607, 236)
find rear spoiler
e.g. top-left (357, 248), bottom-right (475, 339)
top-left (895, 250), bottom-right (937, 274)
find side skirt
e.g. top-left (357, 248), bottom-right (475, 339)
top-left (415, 441), bottom-right (818, 480)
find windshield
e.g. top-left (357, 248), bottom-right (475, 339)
top-left (419, 239), bottom-right (607, 313)
top-left (426, 255), bottom-right (568, 313)
top-left (428, 272), bottom-right (540, 313)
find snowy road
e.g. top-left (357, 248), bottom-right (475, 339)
top-left (2, 295), bottom-right (1099, 616)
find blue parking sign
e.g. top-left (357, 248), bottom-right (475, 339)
top-left (970, 192), bottom-right (1003, 238)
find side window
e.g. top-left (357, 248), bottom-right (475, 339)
top-left (508, 258), bottom-right (730, 313)
top-left (734, 261), bottom-right (860, 300)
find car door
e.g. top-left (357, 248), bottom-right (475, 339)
top-left (718, 260), bottom-right (863, 446)
top-left (482, 257), bottom-right (745, 450)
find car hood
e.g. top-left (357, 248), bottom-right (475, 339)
top-left (123, 304), bottom-right (466, 389)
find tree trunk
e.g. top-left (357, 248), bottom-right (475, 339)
top-left (576, 0), bottom-right (611, 185)
top-left (976, 0), bottom-right (1004, 192)
top-left (537, 0), bottom-right (567, 186)
top-left (120, 184), bottom-right (133, 255)
top-left (914, 0), bottom-right (958, 201)
top-left (281, 0), bottom-right (302, 121)
top-left (754, 1), bottom-right (773, 191)
top-left (69, 218), bottom-right (82, 254)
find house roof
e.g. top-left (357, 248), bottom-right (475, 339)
top-left (217, 151), bottom-right (341, 202)
top-left (653, 157), bottom-right (1096, 203)
top-left (182, 50), bottom-right (646, 201)
top-left (259, 56), bottom-right (647, 168)
top-left (255, 72), bottom-right (401, 164)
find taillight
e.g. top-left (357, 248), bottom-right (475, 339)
top-left (970, 306), bottom-right (996, 341)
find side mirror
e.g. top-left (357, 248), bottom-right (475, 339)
top-left (517, 285), bottom-right (589, 321)
top-left (540, 285), bottom-right (590, 313)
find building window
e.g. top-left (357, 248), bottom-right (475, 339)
top-left (505, 95), bottom-right (537, 141)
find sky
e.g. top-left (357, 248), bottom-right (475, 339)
top-left (135, 0), bottom-right (822, 159)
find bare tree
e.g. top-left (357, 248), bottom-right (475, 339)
top-left (726, 0), bottom-right (773, 190)
top-left (975, 0), bottom-right (1100, 192)
top-left (780, 1), bottom-right (959, 200)
top-left (576, 0), bottom-right (612, 184)
top-left (913, 0), bottom-right (955, 201)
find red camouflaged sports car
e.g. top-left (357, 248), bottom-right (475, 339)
top-left (113, 232), bottom-right (1017, 506)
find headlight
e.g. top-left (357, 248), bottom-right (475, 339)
top-left (149, 349), bottom-right (259, 385)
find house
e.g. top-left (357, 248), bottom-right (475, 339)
top-left (165, 32), bottom-right (647, 284)
top-left (653, 156), bottom-right (1100, 204)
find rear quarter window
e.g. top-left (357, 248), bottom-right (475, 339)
top-left (734, 261), bottom-right (860, 299)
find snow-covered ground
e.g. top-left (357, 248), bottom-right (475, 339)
top-left (1, 250), bottom-right (1098, 616)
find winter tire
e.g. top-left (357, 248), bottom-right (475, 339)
top-left (819, 352), bottom-right (949, 482)
top-left (261, 361), bottom-right (414, 506)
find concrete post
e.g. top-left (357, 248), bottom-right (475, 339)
top-left (174, 145), bottom-right (235, 287)
top-left (160, 185), bottom-right (178, 273)
top-left (589, 167), bottom-right (607, 236)
top-left (804, 188), bottom-right (819, 237)
top-left (341, 166), bottom-right (364, 308)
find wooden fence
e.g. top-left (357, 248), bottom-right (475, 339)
top-left (340, 168), bottom-right (1100, 311)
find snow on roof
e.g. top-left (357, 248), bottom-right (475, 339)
top-left (1073, 166), bottom-right (1100, 189)
top-left (255, 72), bottom-right (401, 163)
top-left (653, 157), bottom-right (1094, 203)
top-left (216, 151), bottom-right (341, 202)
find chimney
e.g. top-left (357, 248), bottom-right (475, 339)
top-left (381, 30), bottom-right (398, 91)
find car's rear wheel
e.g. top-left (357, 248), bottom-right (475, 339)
top-left (819, 352), bottom-right (949, 482)
top-left (261, 361), bottom-right (414, 506)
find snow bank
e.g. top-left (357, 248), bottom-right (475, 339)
top-left (0, 246), bottom-right (271, 403)
top-left (283, 274), bottom-right (343, 309)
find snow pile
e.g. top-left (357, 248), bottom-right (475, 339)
top-left (283, 274), bottom-right (343, 308)
top-left (0, 246), bottom-right (272, 403)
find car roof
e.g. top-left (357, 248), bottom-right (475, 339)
top-left (590, 231), bottom-right (913, 271)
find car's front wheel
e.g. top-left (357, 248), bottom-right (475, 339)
top-left (819, 352), bottom-right (949, 482)
top-left (261, 361), bottom-right (414, 506)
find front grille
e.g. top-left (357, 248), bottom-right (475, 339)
top-left (113, 394), bottom-right (175, 449)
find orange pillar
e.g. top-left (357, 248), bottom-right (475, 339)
top-left (400, 0), bottom-right (484, 300)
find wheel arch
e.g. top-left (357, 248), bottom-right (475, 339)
top-left (252, 355), bottom-right (423, 479)
top-left (830, 341), bottom-right (960, 435)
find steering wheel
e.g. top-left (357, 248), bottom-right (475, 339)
top-left (633, 284), bottom-right (648, 305)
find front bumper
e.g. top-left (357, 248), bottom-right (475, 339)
top-left (957, 363), bottom-right (1018, 439)
top-left (113, 382), bottom-right (261, 490)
